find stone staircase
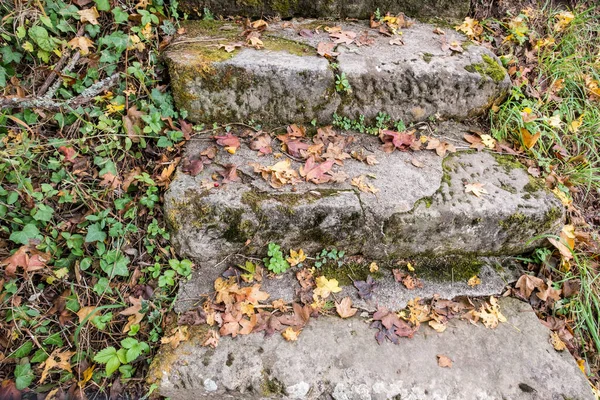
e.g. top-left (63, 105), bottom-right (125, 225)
top-left (150, 5), bottom-right (595, 399)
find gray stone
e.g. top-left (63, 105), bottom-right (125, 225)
top-left (165, 20), bottom-right (510, 127)
top-left (178, 0), bottom-right (470, 22)
top-left (150, 298), bottom-right (594, 400)
top-left (175, 257), bottom-right (521, 313)
top-left (166, 125), bottom-right (564, 274)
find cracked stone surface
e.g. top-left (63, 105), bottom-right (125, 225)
top-left (165, 123), bottom-right (564, 282)
top-left (178, 0), bottom-right (470, 22)
top-left (150, 298), bottom-right (594, 400)
top-left (165, 19), bottom-right (510, 127)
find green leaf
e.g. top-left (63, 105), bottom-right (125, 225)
top-left (33, 204), bottom-right (54, 222)
top-left (43, 332), bottom-right (64, 347)
top-left (85, 223), bottom-right (107, 243)
top-left (10, 224), bottom-right (42, 245)
top-left (94, 0), bottom-right (110, 11)
top-left (10, 341), bottom-right (33, 358)
top-left (116, 348), bottom-right (128, 364)
top-left (94, 347), bottom-right (118, 364)
top-left (99, 250), bottom-right (130, 278)
top-left (120, 337), bottom-right (137, 349)
top-left (112, 7), bottom-right (129, 23)
top-left (28, 26), bottom-right (55, 52)
top-left (31, 349), bottom-right (49, 363)
top-left (14, 362), bottom-right (34, 390)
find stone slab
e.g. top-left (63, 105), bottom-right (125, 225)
top-left (150, 297), bottom-right (594, 400)
top-left (175, 257), bottom-right (521, 313)
top-left (178, 0), bottom-right (470, 22)
top-left (166, 125), bottom-right (564, 270)
top-left (165, 20), bottom-right (510, 126)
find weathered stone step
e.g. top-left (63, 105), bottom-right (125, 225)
top-left (165, 19), bottom-right (509, 127)
top-left (179, 0), bottom-right (470, 22)
top-left (166, 124), bottom-right (563, 272)
top-left (150, 298), bottom-right (594, 399)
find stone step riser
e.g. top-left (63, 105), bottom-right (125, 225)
top-left (179, 0), bottom-right (470, 23)
top-left (166, 20), bottom-right (510, 127)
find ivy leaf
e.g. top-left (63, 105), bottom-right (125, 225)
top-left (85, 223), bottom-right (106, 243)
top-left (94, 0), bottom-right (110, 11)
top-left (28, 26), bottom-right (55, 52)
top-left (14, 362), bottom-right (34, 390)
top-left (9, 224), bottom-right (42, 245)
top-left (33, 204), bottom-right (54, 222)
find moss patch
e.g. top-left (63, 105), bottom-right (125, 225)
top-left (317, 262), bottom-right (383, 286)
top-left (465, 54), bottom-right (507, 83)
top-left (263, 35), bottom-right (314, 56)
top-left (261, 370), bottom-right (285, 395)
top-left (409, 255), bottom-right (484, 282)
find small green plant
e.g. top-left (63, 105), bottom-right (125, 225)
top-left (202, 7), bottom-right (214, 20)
top-left (314, 248), bottom-right (345, 269)
top-left (93, 338), bottom-right (150, 377)
top-left (263, 243), bottom-right (290, 274)
top-left (335, 72), bottom-right (352, 93)
top-left (373, 8), bottom-right (382, 22)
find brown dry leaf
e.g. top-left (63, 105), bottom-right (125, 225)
top-left (282, 327), bottom-right (301, 341)
top-left (219, 43), bottom-right (243, 53)
top-left (335, 297), bottom-right (358, 319)
top-left (251, 19), bottom-right (268, 30)
top-left (202, 329), bottom-right (220, 348)
top-left (473, 297), bottom-right (506, 329)
top-left (464, 182), bottom-right (488, 198)
top-left (250, 133), bottom-right (273, 155)
top-left (520, 128), bottom-right (541, 149)
top-left (161, 326), bottom-right (189, 349)
top-left (548, 225), bottom-right (575, 260)
top-left (429, 319), bottom-right (447, 333)
top-left (324, 26), bottom-right (342, 33)
top-left (515, 274), bottom-right (545, 298)
top-left (122, 106), bottom-right (144, 143)
top-left (78, 7), bottom-right (100, 25)
top-left (463, 134), bottom-right (485, 151)
top-left (99, 172), bottom-right (122, 189)
top-left (68, 36), bottom-right (95, 55)
top-left (550, 331), bottom-right (566, 351)
top-left (40, 349), bottom-right (76, 383)
top-left (2, 245), bottom-right (50, 277)
top-left (76, 306), bottom-right (99, 323)
top-left (248, 36), bottom-right (264, 49)
top-left (536, 281), bottom-right (562, 302)
top-left (330, 31), bottom-right (356, 45)
top-left (299, 157), bottom-right (334, 184)
top-left (389, 37), bottom-right (404, 46)
top-left (317, 41), bottom-right (339, 57)
top-left (351, 175), bottom-right (379, 194)
top-left (214, 133), bottom-right (240, 154)
top-left (433, 27), bottom-right (445, 35)
top-left (407, 297), bottom-right (431, 327)
top-left (467, 276), bottom-right (481, 287)
top-left (119, 296), bottom-right (145, 333)
top-left (411, 158), bottom-right (424, 168)
top-left (402, 274), bottom-right (423, 290)
top-left (437, 354), bottom-right (453, 368)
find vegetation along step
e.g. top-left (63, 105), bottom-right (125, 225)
top-left (149, 297), bottom-right (594, 399)
top-left (165, 19), bottom-right (510, 127)
top-left (178, 0), bottom-right (470, 22)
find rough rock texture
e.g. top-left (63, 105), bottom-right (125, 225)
top-left (166, 126), bottom-right (564, 273)
top-left (165, 20), bottom-right (510, 126)
top-left (150, 298), bottom-right (594, 400)
top-left (179, 0), bottom-right (470, 22)
top-left (175, 258), bottom-right (521, 313)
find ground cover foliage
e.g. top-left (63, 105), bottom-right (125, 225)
top-left (0, 0), bottom-right (598, 398)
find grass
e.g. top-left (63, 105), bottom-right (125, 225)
top-left (484, 4), bottom-right (600, 385)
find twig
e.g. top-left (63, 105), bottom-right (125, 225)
top-left (0, 73), bottom-right (119, 111)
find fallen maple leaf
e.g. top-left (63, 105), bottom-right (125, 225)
top-left (214, 133), bottom-right (240, 153)
top-left (464, 182), bottom-right (488, 197)
top-left (515, 274), bottom-right (545, 298)
top-left (78, 7), bottom-right (100, 25)
top-left (354, 275), bottom-right (378, 300)
top-left (287, 249), bottom-right (306, 267)
top-left (250, 133), bottom-right (273, 155)
top-left (68, 36), bottom-right (95, 55)
top-left (467, 275), bottom-right (481, 287)
top-left (335, 297), bottom-right (358, 318)
top-left (300, 157), bottom-right (334, 184)
top-left (329, 31), bottom-right (356, 45)
top-left (40, 349), bottom-right (75, 383)
top-left (550, 331), bottom-right (566, 351)
top-left (437, 354), bottom-right (453, 368)
top-left (429, 319), bottom-right (447, 333)
top-left (317, 42), bottom-right (339, 57)
top-left (313, 276), bottom-right (341, 299)
top-left (161, 326), bottom-right (189, 349)
top-left (282, 327), bottom-right (300, 341)
top-left (351, 175), bottom-right (379, 194)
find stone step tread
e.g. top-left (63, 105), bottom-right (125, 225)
top-left (166, 19), bottom-right (509, 126)
top-left (179, 0), bottom-right (470, 22)
top-left (166, 122), bottom-right (564, 274)
top-left (150, 297), bottom-right (594, 400)
top-left (175, 257), bottom-right (520, 313)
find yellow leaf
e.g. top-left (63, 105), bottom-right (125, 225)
top-left (335, 297), bottom-right (358, 319)
top-left (313, 276), bottom-right (342, 299)
top-left (455, 17), bottom-right (482, 39)
top-left (520, 128), bottom-right (541, 149)
top-left (78, 365), bottom-right (95, 389)
top-left (68, 36), bottom-right (95, 55)
top-left (282, 327), bottom-right (300, 341)
top-left (369, 262), bottom-right (379, 273)
top-left (577, 359), bottom-right (586, 374)
top-left (287, 249), bottom-right (306, 267)
top-left (568, 114), bottom-right (584, 133)
top-left (106, 103), bottom-right (125, 114)
top-left (406, 262), bottom-right (415, 272)
top-left (467, 275), bottom-right (481, 287)
top-left (550, 331), bottom-right (566, 351)
top-left (480, 134), bottom-right (496, 149)
top-left (76, 306), bottom-right (99, 324)
top-left (473, 296), bottom-right (506, 329)
top-left (140, 23), bottom-right (153, 39)
top-left (552, 188), bottom-right (572, 206)
top-left (429, 319), bottom-right (447, 333)
top-left (53, 267), bottom-right (69, 279)
top-left (554, 11), bottom-right (574, 32)
top-left (78, 7), bottom-right (100, 25)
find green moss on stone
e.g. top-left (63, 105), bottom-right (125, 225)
top-left (410, 255), bottom-right (484, 282)
top-left (465, 54), bottom-right (507, 83)
top-left (318, 261), bottom-right (383, 286)
top-left (263, 35), bottom-right (314, 56)
top-left (261, 370), bottom-right (285, 395)
top-left (422, 53), bottom-right (433, 63)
